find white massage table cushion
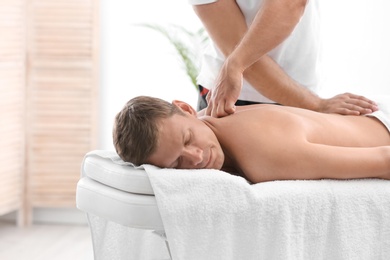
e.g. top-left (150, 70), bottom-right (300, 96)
top-left (82, 150), bottom-right (154, 195)
top-left (77, 150), bottom-right (164, 230)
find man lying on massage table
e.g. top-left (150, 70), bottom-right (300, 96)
top-left (113, 96), bottom-right (390, 183)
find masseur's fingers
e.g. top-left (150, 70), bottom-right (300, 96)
top-left (213, 100), bottom-right (236, 118)
top-left (208, 98), bottom-right (236, 117)
top-left (205, 59), bottom-right (242, 117)
top-left (319, 92), bottom-right (378, 115)
top-left (205, 90), bottom-right (237, 118)
top-left (345, 94), bottom-right (378, 114)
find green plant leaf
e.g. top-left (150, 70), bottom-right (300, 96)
top-left (135, 23), bottom-right (209, 92)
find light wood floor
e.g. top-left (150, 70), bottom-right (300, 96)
top-left (0, 220), bottom-right (94, 260)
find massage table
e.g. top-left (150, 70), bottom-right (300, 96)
top-left (76, 149), bottom-right (390, 260)
top-left (76, 150), bottom-right (171, 260)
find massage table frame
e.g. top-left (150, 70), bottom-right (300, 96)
top-left (76, 150), bottom-right (172, 259)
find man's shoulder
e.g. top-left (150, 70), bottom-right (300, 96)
top-left (234, 104), bottom-right (279, 114)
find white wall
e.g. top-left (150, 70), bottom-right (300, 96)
top-left (99, 0), bottom-right (202, 149)
top-left (320, 0), bottom-right (390, 97)
top-left (99, 0), bottom-right (390, 149)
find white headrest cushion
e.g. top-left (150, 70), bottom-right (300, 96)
top-left (81, 150), bottom-right (154, 195)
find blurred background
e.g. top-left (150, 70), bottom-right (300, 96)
top-left (0, 0), bottom-right (389, 259)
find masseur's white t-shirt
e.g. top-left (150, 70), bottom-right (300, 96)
top-left (188, 0), bottom-right (321, 103)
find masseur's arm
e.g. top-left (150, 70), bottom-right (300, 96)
top-left (193, 0), bottom-right (378, 117)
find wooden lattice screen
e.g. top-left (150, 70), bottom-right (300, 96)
top-left (0, 0), bottom-right (98, 225)
top-left (24, 0), bottom-right (98, 223)
top-left (0, 0), bottom-right (26, 223)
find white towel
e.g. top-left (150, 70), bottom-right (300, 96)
top-left (144, 164), bottom-right (390, 260)
top-left (366, 100), bottom-right (390, 132)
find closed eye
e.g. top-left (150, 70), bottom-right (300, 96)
top-left (174, 131), bottom-right (191, 168)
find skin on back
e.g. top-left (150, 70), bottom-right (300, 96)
top-left (202, 105), bottom-right (390, 183)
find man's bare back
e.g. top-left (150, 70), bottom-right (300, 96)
top-left (202, 105), bottom-right (390, 182)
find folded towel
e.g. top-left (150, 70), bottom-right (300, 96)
top-left (144, 164), bottom-right (390, 260)
top-left (366, 100), bottom-right (390, 132)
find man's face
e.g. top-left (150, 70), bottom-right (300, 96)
top-left (146, 113), bottom-right (225, 170)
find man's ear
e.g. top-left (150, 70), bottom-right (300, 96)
top-left (172, 100), bottom-right (197, 116)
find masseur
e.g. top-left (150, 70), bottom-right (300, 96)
top-left (113, 96), bottom-right (390, 183)
top-left (189, 0), bottom-right (378, 116)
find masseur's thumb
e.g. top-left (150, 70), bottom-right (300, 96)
top-left (224, 100), bottom-right (236, 115)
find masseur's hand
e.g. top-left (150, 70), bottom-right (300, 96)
top-left (206, 59), bottom-right (242, 118)
top-left (318, 93), bottom-right (378, 115)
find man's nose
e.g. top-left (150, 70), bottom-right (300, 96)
top-left (183, 146), bottom-right (203, 167)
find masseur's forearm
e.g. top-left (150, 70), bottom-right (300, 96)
top-left (229, 0), bottom-right (318, 109)
top-left (228, 0), bottom-right (307, 71)
top-left (193, 0), bottom-right (316, 108)
top-left (244, 55), bottom-right (321, 111)
top-left (194, 0), bottom-right (318, 110)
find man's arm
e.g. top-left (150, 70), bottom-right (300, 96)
top-left (193, 0), bottom-right (377, 117)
